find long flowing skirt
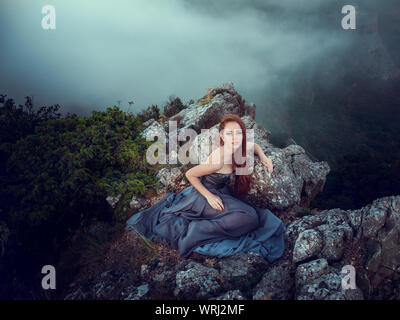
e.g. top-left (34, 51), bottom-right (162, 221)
top-left (125, 184), bottom-right (286, 263)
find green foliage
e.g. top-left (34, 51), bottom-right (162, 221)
top-left (0, 98), bottom-right (159, 251)
top-left (0, 92), bottom-right (191, 299)
top-left (137, 104), bottom-right (160, 123)
top-left (162, 96), bottom-right (187, 118)
top-left (0, 94), bottom-right (61, 174)
top-left (0, 94), bottom-right (61, 145)
top-left (136, 96), bottom-right (189, 124)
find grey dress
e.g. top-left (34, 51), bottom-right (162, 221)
top-left (125, 171), bottom-right (286, 262)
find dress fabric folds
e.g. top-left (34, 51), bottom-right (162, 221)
top-left (125, 171), bottom-right (286, 263)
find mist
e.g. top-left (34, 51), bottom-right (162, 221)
top-left (2, 0), bottom-right (398, 119)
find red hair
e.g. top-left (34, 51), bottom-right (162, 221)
top-left (218, 113), bottom-right (251, 197)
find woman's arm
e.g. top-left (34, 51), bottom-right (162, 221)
top-left (248, 141), bottom-right (267, 159)
top-left (248, 142), bottom-right (273, 173)
top-left (185, 147), bottom-right (226, 211)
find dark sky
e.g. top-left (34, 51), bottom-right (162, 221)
top-left (0, 0), bottom-right (399, 120)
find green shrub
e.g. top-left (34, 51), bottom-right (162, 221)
top-left (0, 99), bottom-right (159, 253)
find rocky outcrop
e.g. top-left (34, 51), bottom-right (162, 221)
top-left (73, 83), bottom-right (399, 300)
top-left (168, 83), bottom-right (256, 133)
top-left (65, 195), bottom-right (400, 300)
top-left (123, 82), bottom-right (330, 215)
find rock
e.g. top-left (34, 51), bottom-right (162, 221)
top-left (285, 214), bottom-right (326, 245)
top-left (296, 263), bottom-right (364, 300)
top-left (188, 126), bottom-right (221, 165)
top-left (122, 283), bottom-right (150, 300)
top-left (295, 258), bottom-right (330, 287)
top-left (217, 252), bottom-right (268, 278)
top-left (64, 287), bottom-right (87, 300)
top-left (143, 118), bottom-right (156, 127)
top-left (156, 167), bottom-right (185, 191)
top-left (128, 83), bottom-right (331, 213)
top-left (210, 290), bottom-right (246, 300)
top-left (174, 261), bottom-right (222, 299)
top-left (170, 82), bottom-right (255, 133)
top-left (344, 287), bottom-right (365, 300)
top-left (106, 194), bottom-right (121, 208)
top-left (242, 144), bottom-right (329, 212)
top-left (93, 279), bottom-right (115, 299)
top-left (357, 196), bottom-right (400, 298)
top-left (62, 82), bottom-right (400, 301)
top-left (136, 283), bottom-right (150, 298)
top-left (140, 120), bottom-right (169, 165)
top-left (362, 204), bottom-right (387, 238)
top-left (292, 229), bottom-right (324, 263)
top-left (129, 195), bottom-right (147, 211)
top-left (140, 120), bottom-right (167, 142)
top-left (64, 196), bottom-right (400, 301)
top-left (253, 261), bottom-right (295, 300)
top-left (140, 264), bottom-right (149, 278)
top-left (186, 130), bottom-right (330, 212)
top-left (317, 225), bottom-right (345, 261)
top-left (346, 209), bottom-right (363, 232)
top-left (216, 252), bottom-right (269, 292)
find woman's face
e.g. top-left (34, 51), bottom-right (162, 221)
top-left (220, 121), bottom-right (243, 152)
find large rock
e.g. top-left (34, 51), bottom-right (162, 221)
top-left (244, 144), bottom-right (330, 211)
top-left (210, 290), bottom-right (246, 300)
top-left (108, 82), bottom-right (330, 213)
top-left (357, 196), bottom-right (400, 298)
top-left (63, 196), bottom-right (400, 301)
top-left (169, 82), bottom-right (255, 133)
top-left (140, 120), bottom-right (168, 143)
top-left (292, 229), bottom-right (324, 263)
top-left (252, 261), bottom-right (295, 300)
top-left (156, 167), bottom-right (186, 191)
top-left (295, 259), bottom-right (364, 300)
top-left (174, 261), bottom-right (222, 299)
top-left (78, 83), bottom-right (400, 300)
top-left (216, 252), bottom-right (269, 293)
top-left (151, 83), bottom-right (330, 212)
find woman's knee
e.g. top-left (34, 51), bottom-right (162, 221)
top-left (244, 209), bottom-right (259, 231)
top-left (221, 210), bottom-right (258, 233)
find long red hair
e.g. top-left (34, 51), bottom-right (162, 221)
top-left (218, 114), bottom-right (251, 197)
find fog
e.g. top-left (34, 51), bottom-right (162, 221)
top-left (0, 0), bottom-right (399, 122)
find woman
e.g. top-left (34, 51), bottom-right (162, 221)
top-left (125, 113), bottom-right (286, 262)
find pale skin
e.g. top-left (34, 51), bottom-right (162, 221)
top-left (185, 121), bottom-right (273, 211)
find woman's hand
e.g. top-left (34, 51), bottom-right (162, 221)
top-left (260, 155), bottom-right (273, 174)
top-left (252, 142), bottom-right (273, 174)
top-left (206, 193), bottom-right (225, 211)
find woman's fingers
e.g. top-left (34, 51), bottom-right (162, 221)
top-left (216, 198), bottom-right (224, 211)
top-left (211, 199), bottom-right (224, 211)
top-left (207, 195), bottom-right (224, 211)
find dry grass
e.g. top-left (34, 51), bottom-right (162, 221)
top-left (197, 87), bottom-right (214, 105)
